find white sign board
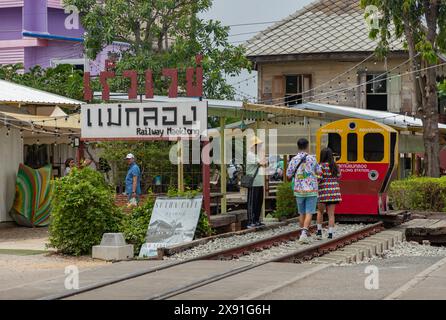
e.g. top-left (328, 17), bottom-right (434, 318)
top-left (81, 101), bottom-right (208, 140)
top-left (139, 196), bottom-right (203, 258)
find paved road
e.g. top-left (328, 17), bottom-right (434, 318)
top-left (168, 256), bottom-right (445, 300)
top-left (257, 256), bottom-right (445, 300)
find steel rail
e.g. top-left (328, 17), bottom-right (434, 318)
top-left (147, 222), bottom-right (384, 300)
top-left (46, 222), bottom-right (383, 300)
top-left (42, 222), bottom-right (308, 300)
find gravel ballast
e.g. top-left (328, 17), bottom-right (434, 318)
top-left (165, 223), bottom-right (365, 262)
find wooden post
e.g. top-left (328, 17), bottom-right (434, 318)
top-left (397, 152), bottom-right (402, 180)
top-left (283, 155), bottom-right (288, 183)
top-left (202, 139), bottom-right (211, 219)
top-left (256, 119), bottom-right (266, 219)
top-left (220, 117), bottom-right (227, 214)
top-left (411, 153), bottom-right (416, 176)
top-left (77, 141), bottom-right (85, 166)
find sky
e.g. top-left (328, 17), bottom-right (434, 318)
top-left (200, 0), bottom-right (314, 101)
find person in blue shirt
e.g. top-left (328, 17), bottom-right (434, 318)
top-left (125, 153), bottom-right (141, 203)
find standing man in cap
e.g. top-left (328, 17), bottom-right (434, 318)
top-left (125, 153), bottom-right (141, 205)
top-left (246, 135), bottom-right (267, 228)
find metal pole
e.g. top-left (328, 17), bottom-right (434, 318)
top-left (177, 140), bottom-right (184, 192)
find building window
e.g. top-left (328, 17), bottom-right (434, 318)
top-left (366, 73), bottom-right (387, 111)
top-left (285, 75), bottom-right (303, 106)
top-left (51, 58), bottom-right (89, 72)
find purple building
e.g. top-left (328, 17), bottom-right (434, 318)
top-left (0, 0), bottom-right (128, 74)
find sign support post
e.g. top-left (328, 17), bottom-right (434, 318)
top-left (177, 140), bottom-right (184, 192)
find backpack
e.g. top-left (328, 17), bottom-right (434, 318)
top-left (290, 155), bottom-right (307, 191)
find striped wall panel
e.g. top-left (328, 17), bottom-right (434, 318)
top-left (0, 47), bottom-right (24, 65)
top-left (0, 1), bottom-right (63, 9)
top-left (0, 0), bottom-right (23, 8)
top-left (47, 0), bottom-right (63, 9)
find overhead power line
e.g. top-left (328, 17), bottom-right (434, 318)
top-left (225, 21), bottom-right (280, 28)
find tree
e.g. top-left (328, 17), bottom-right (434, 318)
top-left (0, 63), bottom-right (84, 101)
top-left (360, 0), bottom-right (446, 177)
top-left (64, 0), bottom-right (251, 99)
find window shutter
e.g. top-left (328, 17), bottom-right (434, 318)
top-left (302, 74), bottom-right (312, 102)
top-left (388, 74), bottom-right (401, 113)
top-left (357, 73), bottom-right (367, 109)
top-left (272, 75), bottom-right (285, 106)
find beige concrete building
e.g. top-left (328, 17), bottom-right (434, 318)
top-left (245, 0), bottom-right (445, 117)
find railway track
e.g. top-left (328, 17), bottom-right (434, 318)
top-left (44, 222), bottom-right (385, 300)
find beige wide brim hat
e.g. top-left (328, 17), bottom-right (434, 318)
top-left (249, 136), bottom-right (263, 147)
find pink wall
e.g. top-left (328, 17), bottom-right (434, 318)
top-left (24, 40), bottom-right (83, 69)
top-left (0, 7), bottom-right (22, 40)
top-left (48, 8), bottom-right (84, 38)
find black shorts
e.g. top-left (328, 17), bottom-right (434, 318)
top-left (319, 201), bottom-right (340, 205)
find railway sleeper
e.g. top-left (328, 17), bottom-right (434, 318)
top-left (347, 244), bottom-right (373, 258)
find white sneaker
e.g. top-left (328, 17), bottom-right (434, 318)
top-left (298, 232), bottom-right (310, 244)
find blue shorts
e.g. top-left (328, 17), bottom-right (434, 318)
top-left (296, 196), bottom-right (318, 215)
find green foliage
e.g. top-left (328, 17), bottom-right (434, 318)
top-left (388, 177), bottom-right (446, 212)
top-left (63, 0), bottom-right (251, 99)
top-left (120, 188), bottom-right (214, 254)
top-left (98, 141), bottom-right (173, 191)
top-left (360, 0), bottom-right (445, 177)
top-left (48, 168), bottom-right (123, 256)
top-left (360, 0), bottom-right (446, 66)
top-left (273, 182), bottom-right (297, 220)
top-left (120, 195), bottom-right (156, 254)
top-left (439, 80), bottom-right (446, 99)
top-left (0, 64), bottom-right (84, 101)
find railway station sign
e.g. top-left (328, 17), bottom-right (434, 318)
top-left (81, 101), bottom-right (208, 140)
top-left (139, 196), bottom-right (203, 257)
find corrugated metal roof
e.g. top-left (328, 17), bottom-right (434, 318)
top-left (297, 102), bottom-right (446, 132)
top-left (0, 79), bottom-right (83, 106)
top-left (245, 0), bottom-right (404, 57)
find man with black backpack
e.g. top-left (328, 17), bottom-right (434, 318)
top-left (286, 138), bottom-right (322, 244)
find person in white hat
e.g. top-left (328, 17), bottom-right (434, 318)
top-left (124, 153), bottom-right (141, 204)
top-left (246, 135), bottom-right (267, 228)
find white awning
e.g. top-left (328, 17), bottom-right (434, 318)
top-left (0, 79), bottom-right (83, 107)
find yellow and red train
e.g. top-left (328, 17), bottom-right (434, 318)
top-left (316, 119), bottom-right (398, 215)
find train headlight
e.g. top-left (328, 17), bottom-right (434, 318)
top-left (348, 122), bottom-right (357, 130)
top-left (368, 170), bottom-right (379, 181)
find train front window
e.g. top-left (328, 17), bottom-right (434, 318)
top-left (347, 133), bottom-right (358, 161)
top-left (364, 133), bottom-right (384, 161)
top-left (320, 133), bottom-right (342, 159)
